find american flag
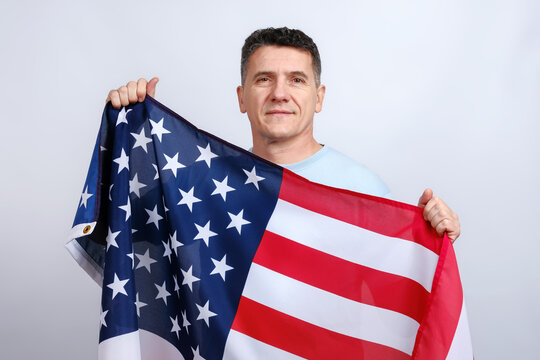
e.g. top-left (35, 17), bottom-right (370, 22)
top-left (67, 97), bottom-right (473, 359)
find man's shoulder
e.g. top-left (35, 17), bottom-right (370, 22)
top-left (285, 146), bottom-right (391, 197)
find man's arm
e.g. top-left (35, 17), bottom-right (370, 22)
top-left (418, 188), bottom-right (460, 242)
top-left (106, 77), bottom-right (159, 109)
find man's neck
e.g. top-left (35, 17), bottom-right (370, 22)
top-left (252, 137), bottom-right (322, 165)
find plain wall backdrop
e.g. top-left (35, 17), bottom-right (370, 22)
top-left (1, 0), bottom-right (539, 358)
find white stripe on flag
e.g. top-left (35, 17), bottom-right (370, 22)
top-left (98, 329), bottom-right (185, 360)
top-left (66, 238), bottom-right (104, 286)
top-left (243, 263), bottom-right (419, 355)
top-left (139, 329), bottom-right (186, 360)
top-left (223, 329), bottom-right (305, 360)
top-left (98, 330), bottom-right (141, 360)
top-left (267, 199), bottom-right (439, 291)
top-left (445, 300), bottom-right (473, 360)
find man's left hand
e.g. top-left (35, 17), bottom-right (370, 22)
top-left (418, 189), bottom-right (460, 243)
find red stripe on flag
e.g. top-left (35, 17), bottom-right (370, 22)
top-left (253, 231), bottom-right (430, 323)
top-left (279, 169), bottom-right (441, 254)
top-left (411, 235), bottom-right (463, 359)
top-left (231, 296), bottom-right (411, 360)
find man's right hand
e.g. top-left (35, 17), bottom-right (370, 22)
top-left (106, 77), bottom-right (159, 109)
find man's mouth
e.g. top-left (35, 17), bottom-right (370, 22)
top-left (266, 110), bottom-right (294, 115)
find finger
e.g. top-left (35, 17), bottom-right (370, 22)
top-left (427, 195), bottom-right (455, 222)
top-left (435, 219), bottom-right (459, 242)
top-left (423, 195), bottom-right (440, 221)
top-left (417, 188), bottom-right (433, 208)
top-left (137, 78), bottom-right (148, 101)
top-left (118, 86), bottom-right (129, 107)
top-left (433, 216), bottom-right (460, 241)
top-left (428, 211), bottom-right (446, 229)
top-left (127, 81), bottom-right (138, 103)
top-left (425, 202), bottom-right (441, 223)
top-left (434, 218), bottom-right (451, 237)
top-left (146, 77), bottom-right (159, 98)
top-left (108, 90), bottom-right (122, 109)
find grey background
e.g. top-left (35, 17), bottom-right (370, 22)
top-left (1, 0), bottom-right (539, 359)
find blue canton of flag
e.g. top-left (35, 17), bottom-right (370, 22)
top-left (68, 97), bottom-right (282, 359)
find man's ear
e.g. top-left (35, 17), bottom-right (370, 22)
top-left (315, 84), bottom-right (326, 113)
top-left (236, 86), bottom-right (246, 113)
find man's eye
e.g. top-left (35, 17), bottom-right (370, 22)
top-left (258, 77), bottom-right (269, 82)
top-left (293, 78), bottom-right (304, 83)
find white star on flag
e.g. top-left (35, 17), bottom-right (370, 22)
top-left (135, 293), bottom-right (147, 317)
top-left (196, 300), bottom-right (217, 326)
top-left (210, 255), bottom-right (233, 281)
top-left (100, 307), bottom-right (108, 328)
top-left (145, 205), bottom-right (163, 229)
top-left (152, 164), bottom-right (159, 180)
top-left (227, 209), bottom-right (250, 235)
top-left (126, 252), bottom-right (134, 269)
top-left (170, 316), bottom-right (181, 339)
top-left (116, 107), bottom-right (131, 126)
top-left (131, 127), bottom-right (152, 153)
top-left (243, 166), bottom-right (265, 190)
top-left (172, 275), bottom-right (180, 295)
top-left (163, 199), bottom-right (169, 213)
top-left (178, 186), bottom-right (201, 212)
top-left (107, 273), bottom-right (129, 299)
top-left (129, 174), bottom-right (146, 198)
top-left (105, 227), bottom-right (120, 250)
top-left (154, 281), bottom-right (171, 305)
top-left (170, 231), bottom-right (183, 255)
top-left (211, 176), bottom-right (235, 201)
top-left (192, 346), bottom-right (205, 360)
top-left (118, 197), bottom-right (131, 221)
top-left (162, 239), bottom-right (172, 262)
top-left (135, 249), bottom-right (157, 273)
top-left (181, 265), bottom-right (200, 291)
top-left (195, 144), bottom-right (218, 167)
top-left (79, 185), bottom-right (93, 208)
top-left (129, 173), bottom-right (146, 198)
top-left (113, 148), bottom-right (129, 173)
top-left (182, 310), bottom-right (191, 333)
top-left (149, 118), bottom-right (170, 142)
top-left (194, 221), bottom-right (217, 246)
top-left (162, 153), bottom-right (185, 177)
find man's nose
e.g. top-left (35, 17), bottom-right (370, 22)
top-left (271, 79), bottom-right (290, 102)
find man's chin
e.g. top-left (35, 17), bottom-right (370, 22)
top-left (263, 131), bottom-right (297, 143)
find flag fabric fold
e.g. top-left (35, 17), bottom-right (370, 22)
top-left (67, 97), bottom-right (472, 359)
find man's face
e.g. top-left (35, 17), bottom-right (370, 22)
top-left (237, 46), bottom-right (325, 146)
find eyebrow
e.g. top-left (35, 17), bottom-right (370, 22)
top-left (251, 71), bottom-right (309, 80)
top-left (252, 71), bottom-right (275, 80)
top-left (289, 71), bottom-right (309, 79)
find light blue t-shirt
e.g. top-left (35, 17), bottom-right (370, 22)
top-left (282, 146), bottom-right (391, 198)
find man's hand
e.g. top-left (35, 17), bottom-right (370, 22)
top-left (418, 188), bottom-right (460, 242)
top-left (106, 77), bottom-right (159, 109)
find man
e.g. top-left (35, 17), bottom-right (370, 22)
top-left (106, 27), bottom-right (460, 241)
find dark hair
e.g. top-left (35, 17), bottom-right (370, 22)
top-left (241, 27), bottom-right (321, 85)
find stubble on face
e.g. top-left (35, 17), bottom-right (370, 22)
top-left (237, 46), bottom-right (325, 163)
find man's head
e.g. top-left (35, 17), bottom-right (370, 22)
top-left (237, 28), bottom-right (326, 163)
top-left (241, 27), bottom-right (322, 86)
